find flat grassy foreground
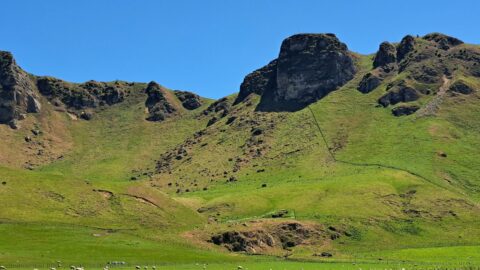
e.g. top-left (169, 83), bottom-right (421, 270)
top-left (5, 260), bottom-right (480, 270)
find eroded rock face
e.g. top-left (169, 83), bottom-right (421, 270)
top-left (234, 60), bottom-right (277, 105)
top-left (264, 34), bottom-right (356, 111)
top-left (0, 51), bottom-right (41, 125)
top-left (236, 34), bottom-right (356, 111)
top-left (145, 81), bottom-right (176, 121)
top-left (373, 42), bottom-right (397, 68)
top-left (174, 90), bottom-right (202, 110)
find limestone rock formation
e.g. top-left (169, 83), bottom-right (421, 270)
top-left (0, 51), bottom-right (41, 126)
top-left (236, 34), bottom-right (356, 111)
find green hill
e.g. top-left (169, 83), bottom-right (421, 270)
top-left (1, 33), bottom-right (480, 267)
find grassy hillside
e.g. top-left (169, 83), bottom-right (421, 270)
top-left (1, 38), bottom-right (480, 267)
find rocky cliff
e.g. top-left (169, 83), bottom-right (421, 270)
top-left (235, 34), bottom-right (357, 111)
top-left (0, 51), bottom-right (41, 128)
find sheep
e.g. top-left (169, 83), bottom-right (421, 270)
top-left (151, 266), bottom-right (156, 270)
top-left (0, 266), bottom-right (6, 270)
top-left (50, 267), bottom-right (56, 270)
top-left (135, 266), bottom-right (141, 270)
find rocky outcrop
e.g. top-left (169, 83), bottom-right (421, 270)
top-left (423, 33), bottom-right (463, 50)
top-left (392, 105), bottom-right (420, 116)
top-left (448, 80), bottom-right (474, 95)
top-left (357, 72), bottom-right (382, 93)
top-left (234, 60), bottom-right (277, 105)
top-left (174, 90), bottom-right (202, 110)
top-left (373, 42), bottom-right (397, 68)
top-left (0, 51), bottom-right (41, 126)
top-left (396, 35), bottom-right (416, 61)
top-left (235, 34), bottom-right (356, 111)
top-left (378, 84), bottom-right (420, 107)
top-left (202, 97), bottom-right (230, 127)
top-left (36, 77), bottom-right (127, 109)
top-left (210, 222), bottom-right (326, 253)
top-left (145, 81), bottom-right (176, 121)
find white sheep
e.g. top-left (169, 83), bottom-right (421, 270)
top-left (135, 266), bottom-right (141, 270)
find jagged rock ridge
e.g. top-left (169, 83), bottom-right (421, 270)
top-left (358, 33), bottom-right (478, 116)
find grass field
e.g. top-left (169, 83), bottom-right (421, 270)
top-left (1, 42), bottom-right (480, 267)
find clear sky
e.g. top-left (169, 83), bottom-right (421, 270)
top-left (1, 0), bottom-right (479, 98)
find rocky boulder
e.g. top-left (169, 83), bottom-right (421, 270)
top-left (379, 83), bottom-right (420, 107)
top-left (0, 51), bottom-right (41, 125)
top-left (174, 90), bottom-right (202, 110)
top-left (392, 105), bottom-right (420, 116)
top-left (357, 72), bottom-right (382, 93)
top-left (448, 80), bottom-right (474, 95)
top-left (145, 81), bottom-right (176, 121)
top-left (373, 42), bottom-right (397, 68)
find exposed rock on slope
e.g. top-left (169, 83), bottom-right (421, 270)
top-left (37, 77), bottom-right (128, 110)
top-left (233, 60), bottom-right (278, 105)
top-left (423, 32), bottom-right (463, 50)
top-left (359, 33), bottom-right (477, 116)
top-left (210, 221), bottom-right (348, 254)
top-left (235, 34), bottom-right (356, 111)
top-left (145, 81), bottom-right (177, 121)
top-left (0, 51), bottom-right (41, 127)
top-left (174, 90), bottom-right (202, 110)
top-left (373, 42), bottom-right (397, 68)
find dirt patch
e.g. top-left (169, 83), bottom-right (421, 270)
top-left (93, 189), bottom-right (114, 199)
top-left (43, 191), bottom-right (65, 202)
top-left (122, 193), bottom-right (160, 208)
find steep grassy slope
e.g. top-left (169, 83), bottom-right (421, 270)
top-left (1, 34), bottom-right (480, 266)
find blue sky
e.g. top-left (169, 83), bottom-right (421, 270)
top-left (1, 0), bottom-right (479, 98)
